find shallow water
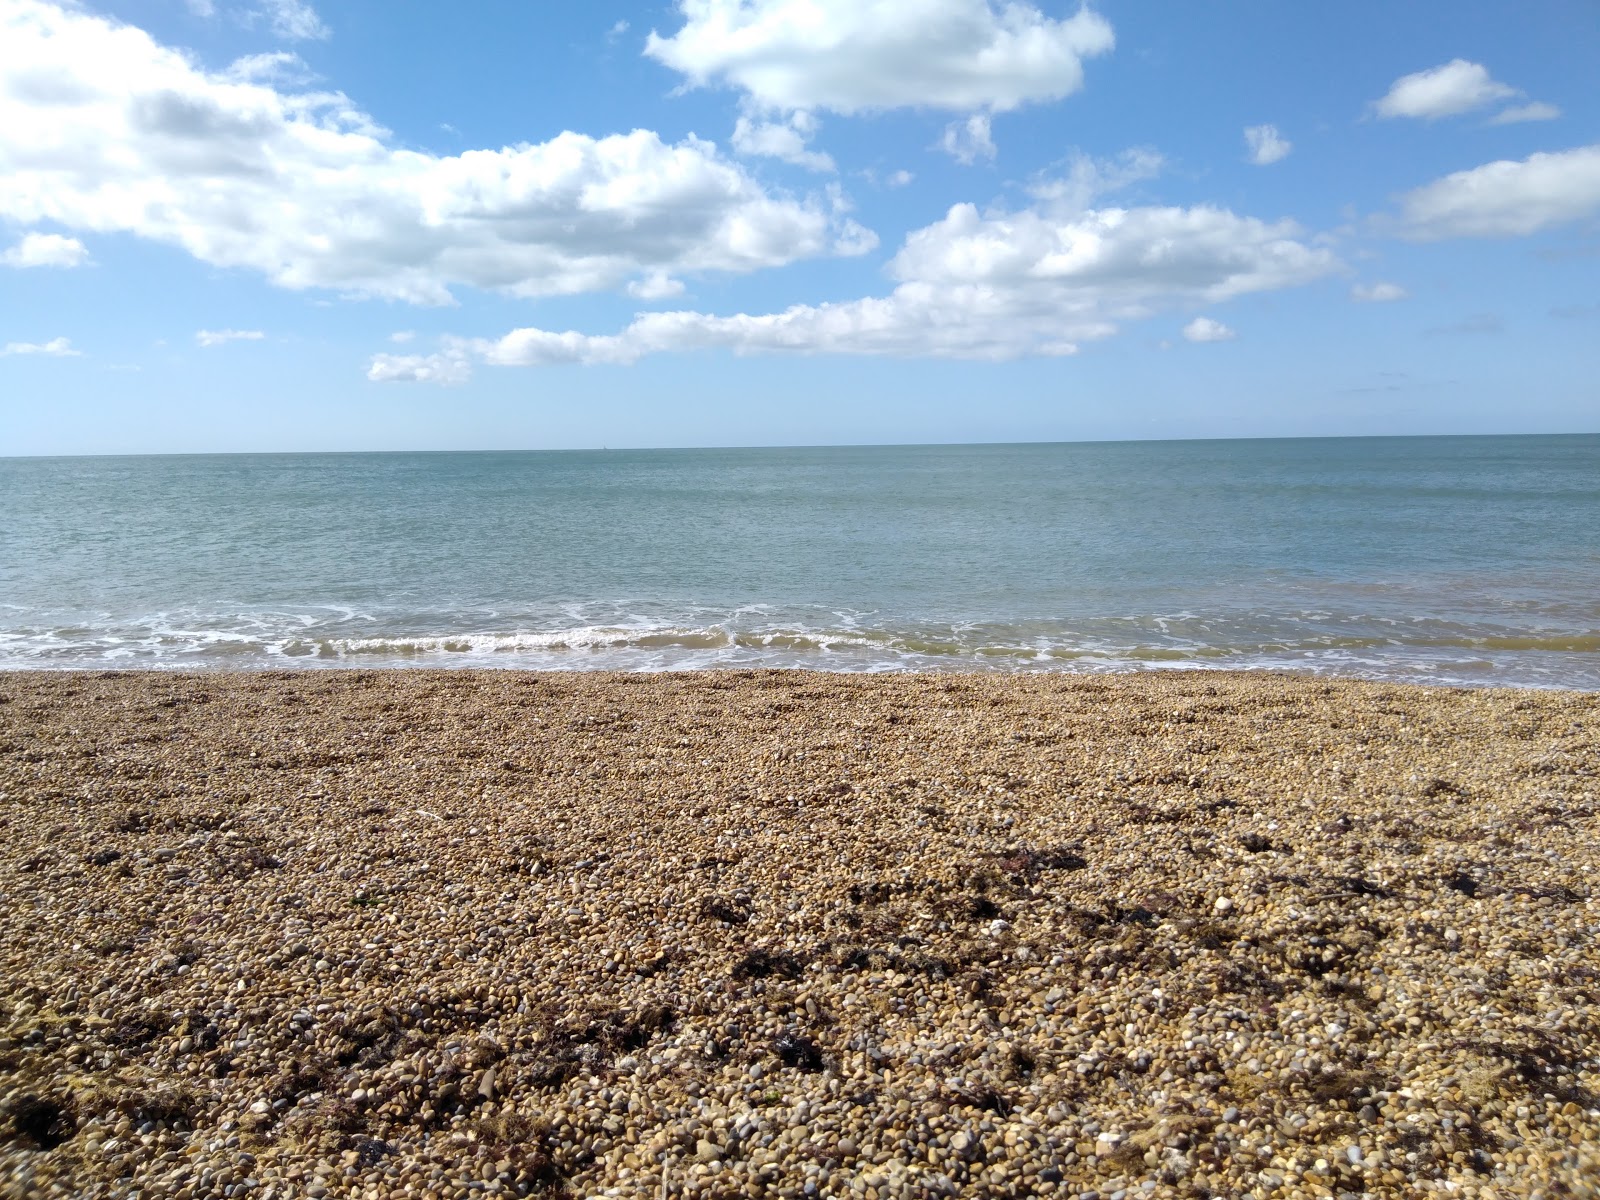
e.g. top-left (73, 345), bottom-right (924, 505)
top-left (3, 435), bottom-right (1597, 687)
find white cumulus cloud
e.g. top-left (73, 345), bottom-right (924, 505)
top-left (195, 328), bottom-right (265, 346)
top-left (645, 0), bottom-right (1114, 115)
top-left (377, 180), bottom-right (1339, 380)
top-left (626, 272), bottom-right (687, 301)
top-left (1182, 316), bottom-right (1235, 343)
top-left (1, 335), bottom-right (79, 356)
top-left (1489, 101), bottom-right (1561, 126)
top-left (1, 231), bottom-right (89, 267)
top-left (1373, 59), bottom-right (1517, 120)
top-left (0, 0), bottom-right (858, 306)
top-left (939, 114), bottom-right (996, 164)
top-left (1351, 281), bottom-right (1408, 302)
top-left (1398, 144), bottom-right (1600, 239)
top-left (731, 110), bottom-right (835, 171)
top-left (366, 352), bottom-right (472, 385)
top-left (1244, 124), bottom-right (1291, 166)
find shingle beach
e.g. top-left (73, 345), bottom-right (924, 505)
top-left (1, 670), bottom-right (1596, 1199)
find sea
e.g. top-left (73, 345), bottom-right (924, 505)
top-left (2, 435), bottom-right (1597, 688)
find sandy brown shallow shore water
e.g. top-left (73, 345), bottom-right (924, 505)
top-left (0, 670), bottom-right (1596, 1200)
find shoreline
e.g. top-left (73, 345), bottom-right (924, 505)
top-left (2, 670), bottom-right (1596, 1197)
top-left (2, 665), bottom-right (1595, 696)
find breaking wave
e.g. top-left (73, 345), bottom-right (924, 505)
top-left (1, 604), bottom-right (1595, 689)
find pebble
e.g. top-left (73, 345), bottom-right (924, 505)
top-left (2, 670), bottom-right (1596, 1199)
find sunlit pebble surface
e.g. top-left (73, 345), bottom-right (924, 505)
top-left (1, 671), bottom-right (1597, 1200)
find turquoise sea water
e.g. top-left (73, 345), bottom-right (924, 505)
top-left (2, 435), bottom-right (1597, 688)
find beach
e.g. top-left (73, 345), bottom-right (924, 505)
top-left (0, 668), bottom-right (1596, 1199)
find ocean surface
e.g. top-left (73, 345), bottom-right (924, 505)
top-left (2, 436), bottom-right (1597, 688)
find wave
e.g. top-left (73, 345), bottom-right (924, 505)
top-left (0, 606), bottom-right (1595, 689)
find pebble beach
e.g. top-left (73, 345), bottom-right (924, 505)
top-left (1, 669), bottom-right (1596, 1200)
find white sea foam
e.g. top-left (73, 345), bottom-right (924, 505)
top-left (0, 604), bottom-right (1592, 689)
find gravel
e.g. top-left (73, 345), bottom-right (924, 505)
top-left (1, 668), bottom-right (1596, 1199)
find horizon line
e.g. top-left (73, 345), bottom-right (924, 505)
top-left (4, 428), bottom-right (1597, 462)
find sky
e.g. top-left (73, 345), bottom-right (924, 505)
top-left (1, 0), bottom-right (1597, 455)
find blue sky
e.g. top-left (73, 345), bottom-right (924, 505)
top-left (1, 0), bottom-right (1596, 454)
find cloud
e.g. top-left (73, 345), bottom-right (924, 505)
top-left (1372, 60), bottom-right (1559, 126)
top-left (1, 231), bottom-right (89, 267)
top-left (376, 186), bottom-right (1339, 379)
top-left (645, 0), bottom-right (1114, 115)
top-left (195, 328), bottom-right (265, 346)
top-left (886, 169), bottom-right (914, 188)
top-left (1373, 59), bottom-right (1517, 120)
top-left (258, 0), bottom-right (328, 41)
top-left (223, 51), bottom-right (310, 84)
top-left (1181, 316), bottom-right (1235, 343)
top-left (939, 114), bottom-right (996, 164)
top-left (366, 352), bottom-right (471, 385)
top-left (1489, 101), bottom-right (1561, 126)
top-left (1398, 145), bottom-right (1600, 239)
top-left (1026, 147), bottom-right (1162, 210)
top-left (388, 330), bottom-right (416, 343)
top-left (1243, 124), bottom-right (1291, 166)
top-left (0, 1), bottom-right (858, 307)
top-left (1, 335), bottom-right (79, 356)
top-left (626, 272), bottom-right (686, 300)
top-left (731, 110), bottom-right (835, 171)
top-left (1351, 281), bottom-right (1407, 302)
